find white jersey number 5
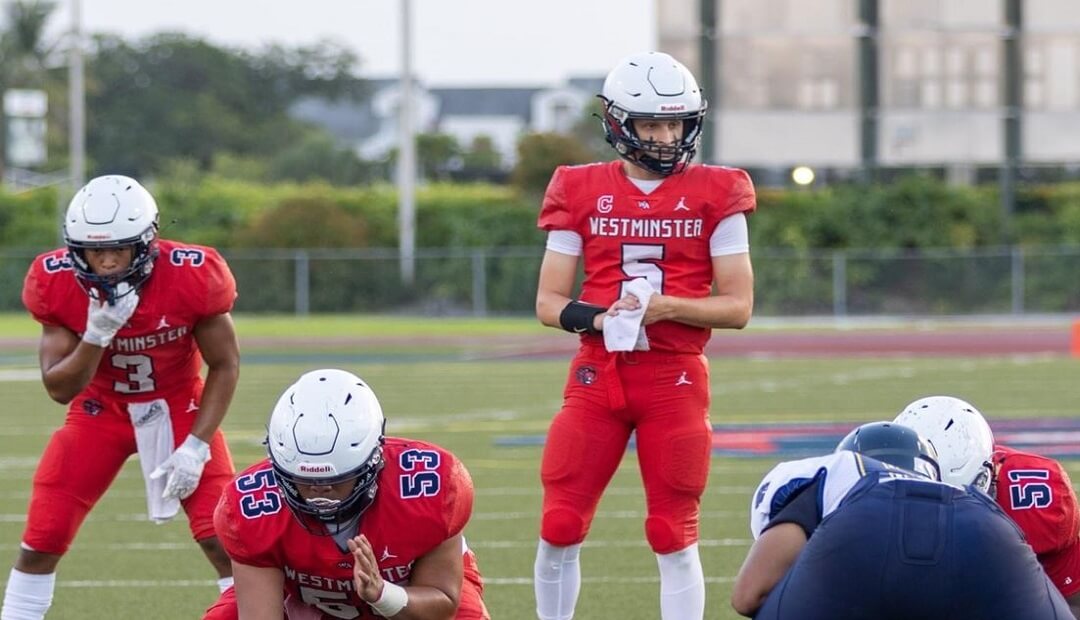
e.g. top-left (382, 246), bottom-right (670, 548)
top-left (620, 243), bottom-right (665, 296)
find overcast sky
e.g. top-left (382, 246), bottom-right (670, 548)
top-left (41, 0), bottom-right (656, 86)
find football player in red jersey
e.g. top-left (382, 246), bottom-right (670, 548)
top-left (533, 51), bottom-right (755, 620)
top-left (204, 369), bottom-right (489, 620)
top-left (894, 396), bottom-right (1080, 619)
top-left (1, 175), bottom-right (239, 619)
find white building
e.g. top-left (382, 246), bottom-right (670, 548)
top-left (291, 77), bottom-right (603, 169)
top-left (659, 0), bottom-right (1080, 179)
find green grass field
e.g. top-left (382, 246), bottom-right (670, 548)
top-left (1, 314), bottom-right (1079, 619)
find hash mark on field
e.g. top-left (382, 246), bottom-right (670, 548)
top-left (0, 369), bottom-right (39, 382)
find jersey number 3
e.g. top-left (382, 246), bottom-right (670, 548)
top-left (110, 354), bottom-right (155, 393)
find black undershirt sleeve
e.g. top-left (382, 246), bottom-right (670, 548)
top-left (760, 475), bottom-right (824, 539)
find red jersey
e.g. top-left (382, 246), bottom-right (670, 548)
top-left (22, 239), bottom-right (236, 402)
top-left (994, 444), bottom-right (1080, 597)
top-left (215, 438), bottom-right (487, 619)
top-left (538, 160), bottom-right (756, 354)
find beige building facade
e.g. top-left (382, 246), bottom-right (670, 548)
top-left (659, 0), bottom-right (1080, 177)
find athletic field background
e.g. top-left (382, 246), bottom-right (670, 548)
top-left (1, 314), bottom-right (1078, 619)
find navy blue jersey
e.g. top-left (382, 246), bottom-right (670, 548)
top-left (754, 476), bottom-right (1072, 619)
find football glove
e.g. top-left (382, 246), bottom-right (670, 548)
top-left (82, 282), bottom-right (139, 348)
top-left (150, 434), bottom-right (211, 500)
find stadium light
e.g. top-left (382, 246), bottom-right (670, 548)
top-left (792, 165), bottom-right (815, 186)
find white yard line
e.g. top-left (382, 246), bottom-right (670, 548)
top-left (0, 575), bottom-right (739, 589)
top-left (0, 538), bottom-right (751, 552)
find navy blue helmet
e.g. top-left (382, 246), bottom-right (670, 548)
top-left (837, 421), bottom-right (941, 482)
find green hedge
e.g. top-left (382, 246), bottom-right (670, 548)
top-left (4, 175), bottom-right (1080, 315)
top-left (8, 175), bottom-right (1080, 252)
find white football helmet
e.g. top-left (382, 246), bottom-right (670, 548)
top-left (892, 396), bottom-right (995, 492)
top-left (64, 175), bottom-right (160, 302)
top-left (599, 51), bottom-right (707, 176)
top-left (267, 369), bottom-right (386, 527)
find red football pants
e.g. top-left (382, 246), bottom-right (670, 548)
top-left (22, 384), bottom-right (235, 555)
top-left (539, 345), bottom-right (712, 554)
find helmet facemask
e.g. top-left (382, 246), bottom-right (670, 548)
top-left (599, 95), bottom-right (707, 176)
top-left (271, 442), bottom-right (385, 536)
top-left (66, 226), bottom-right (159, 304)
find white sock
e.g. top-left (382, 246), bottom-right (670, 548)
top-left (534, 540), bottom-right (581, 620)
top-left (656, 543), bottom-right (704, 620)
top-left (216, 576), bottom-right (234, 593)
top-left (1, 569), bottom-right (55, 620)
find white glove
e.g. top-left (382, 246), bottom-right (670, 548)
top-left (82, 281), bottom-right (140, 348)
top-left (150, 434), bottom-right (211, 500)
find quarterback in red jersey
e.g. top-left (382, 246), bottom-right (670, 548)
top-left (205, 369), bottom-right (489, 620)
top-left (533, 52), bottom-right (755, 620)
top-left (1, 175), bottom-right (239, 620)
top-left (894, 396), bottom-right (1080, 618)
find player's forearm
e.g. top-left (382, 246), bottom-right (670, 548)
top-left (41, 342), bottom-right (104, 404)
top-left (731, 524), bottom-right (806, 616)
top-left (536, 289), bottom-right (572, 329)
top-left (189, 363), bottom-right (238, 442)
top-left (648, 292), bottom-right (752, 330)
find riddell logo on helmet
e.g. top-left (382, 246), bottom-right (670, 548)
top-left (87, 233), bottom-right (112, 240)
top-left (659, 104), bottom-right (686, 112)
top-left (298, 463), bottom-right (334, 474)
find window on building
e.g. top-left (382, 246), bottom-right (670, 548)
top-left (1025, 46), bottom-right (1044, 109)
top-left (552, 101), bottom-right (573, 133)
top-left (922, 80), bottom-right (942, 107)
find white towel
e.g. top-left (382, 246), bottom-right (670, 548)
top-left (127, 399), bottom-right (180, 523)
top-left (602, 278), bottom-right (654, 352)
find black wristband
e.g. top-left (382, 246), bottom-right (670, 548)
top-left (559, 300), bottom-right (605, 335)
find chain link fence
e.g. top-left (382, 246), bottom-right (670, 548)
top-left (2, 245), bottom-right (1079, 317)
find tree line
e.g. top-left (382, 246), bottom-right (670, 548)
top-left (0, 0), bottom-right (598, 190)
